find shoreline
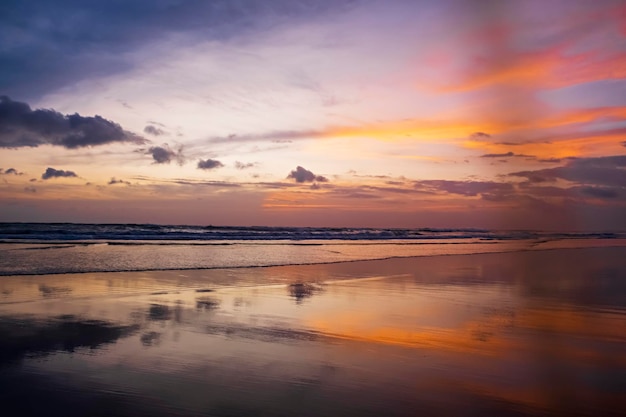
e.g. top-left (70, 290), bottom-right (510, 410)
top-left (2, 245), bottom-right (625, 306)
top-left (2, 238), bottom-right (626, 278)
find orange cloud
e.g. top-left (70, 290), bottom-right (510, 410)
top-left (418, 3), bottom-right (625, 95)
top-left (464, 130), bottom-right (626, 159)
top-left (436, 47), bottom-right (559, 93)
top-left (317, 104), bottom-right (626, 155)
top-left (428, 46), bottom-right (626, 94)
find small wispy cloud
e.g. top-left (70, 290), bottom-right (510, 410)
top-left (0, 167), bottom-right (24, 175)
top-left (208, 129), bottom-right (323, 144)
top-left (234, 161), bottom-right (256, 170)
top-left (470, 132), bottom-right (491, 140)
top-left (108, 177), bottom-right (131, 185)
top-left (414, 179), bottom-right (514, 197)
top-left (144, 125), bottom-right (165, 136)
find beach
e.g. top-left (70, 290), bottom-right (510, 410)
top-left (1, 246), bottom-right (625, 417)
top-left (3, 1), bottom-right (625, 415)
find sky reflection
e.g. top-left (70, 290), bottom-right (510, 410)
top-left (0, 248), bottom-right (625, 416)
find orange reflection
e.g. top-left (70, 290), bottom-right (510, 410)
top-left (306, 315), bottom-right (515, 356)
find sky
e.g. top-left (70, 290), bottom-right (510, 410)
top-left (1, 0), bottom-right (625, 230)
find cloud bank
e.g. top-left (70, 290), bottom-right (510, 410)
top-left (0, 96), bottom-right (145, 148)
top-left (510, 155), bottom-right (626, 187)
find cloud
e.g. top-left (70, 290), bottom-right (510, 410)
top-left (234, 161), bottom-right (256, 170)
top-left (481, 151), bottom-right (514, 158)
top-left (481, 151), bottom-right (533, 158)
top-left (0, 167), bottom-right (23, 175)
top-left (622, 141), bottom-right (626, 147)
top-left (0, 96), bottom-right (146, 148)
top-left (41, 167), bottom-right (78, 180)
top-left (144, 125), bottom-right (164, 136)
top-left (0, 0), bottom-right (355, 99)
top-left (208, 129), bottom-right (322, 144)
top-left (470, 132), bottom-right (491, 140)
top-left (147, 144), bottom-right (185, 165)
top-left (287, 166), bottom-right (328, 183)
top-left (509, 155), bottom-right (626, 187)
top-left (197, 159), bottom-right (224, 170)
top-left (24, 186), bottom-right (36, 193)
top-left (578, 186), bottom-right (619, 199)
top-left (108, 177), bottom-right (131, 185)
top-left (414, 180), bottom-right (515, 197)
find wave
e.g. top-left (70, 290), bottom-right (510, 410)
top-left (1, 222), bottom-right (623, 242)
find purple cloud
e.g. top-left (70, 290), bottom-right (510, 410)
top-left (287, 166), bottom-right (328, 183)
top-left (41, 167), bottom-right (78, 180)
top-left (197, 159), bottom-right (224, 170)
top-left (510, 155), bottom-right (626, 187)
top-left (148, 144), bottom-right (185, 165)
top-left (0, 96), bottom-right (146, 148)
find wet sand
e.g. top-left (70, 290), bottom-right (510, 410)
top-left (1, 247), bottom-right (625, 416)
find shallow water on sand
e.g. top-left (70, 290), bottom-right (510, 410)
top-left (3, 237), bottom-right (626, 275)
top-left (1, 247), bottom-right (625, 416)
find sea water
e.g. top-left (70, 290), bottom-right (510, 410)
top-left (1, 223), bottom-right (624, 275)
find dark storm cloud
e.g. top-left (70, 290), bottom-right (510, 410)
top-left (509, 155), bottom-right (626, 187)
top-left (41, 167), bottom-right (78, 180)
top-left (0, 96), bottom-right (145, 148)
top-left (287, 166), bottom-right (329, 183)
top-left (144, 125), bottom-right (164, 136)
top-left (147, 144), bottom-right (185, 165)
top-left (0, 0), bottom-right (359, 100)
top-left (197, 159), bottom-right (224, 170)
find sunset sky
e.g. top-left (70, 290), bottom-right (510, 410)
top-left (1, 0), bottom-right (625, 230)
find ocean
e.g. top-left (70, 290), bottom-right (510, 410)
top-left (1, 222), bottom-right (624, 275)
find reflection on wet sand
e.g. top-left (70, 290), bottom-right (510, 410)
top-left (0, 247), bottom-right (625, 416)
top-left (288, 282), bottom-right (324, 304)
top-left (0, 315), bottom-right (138, 365)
